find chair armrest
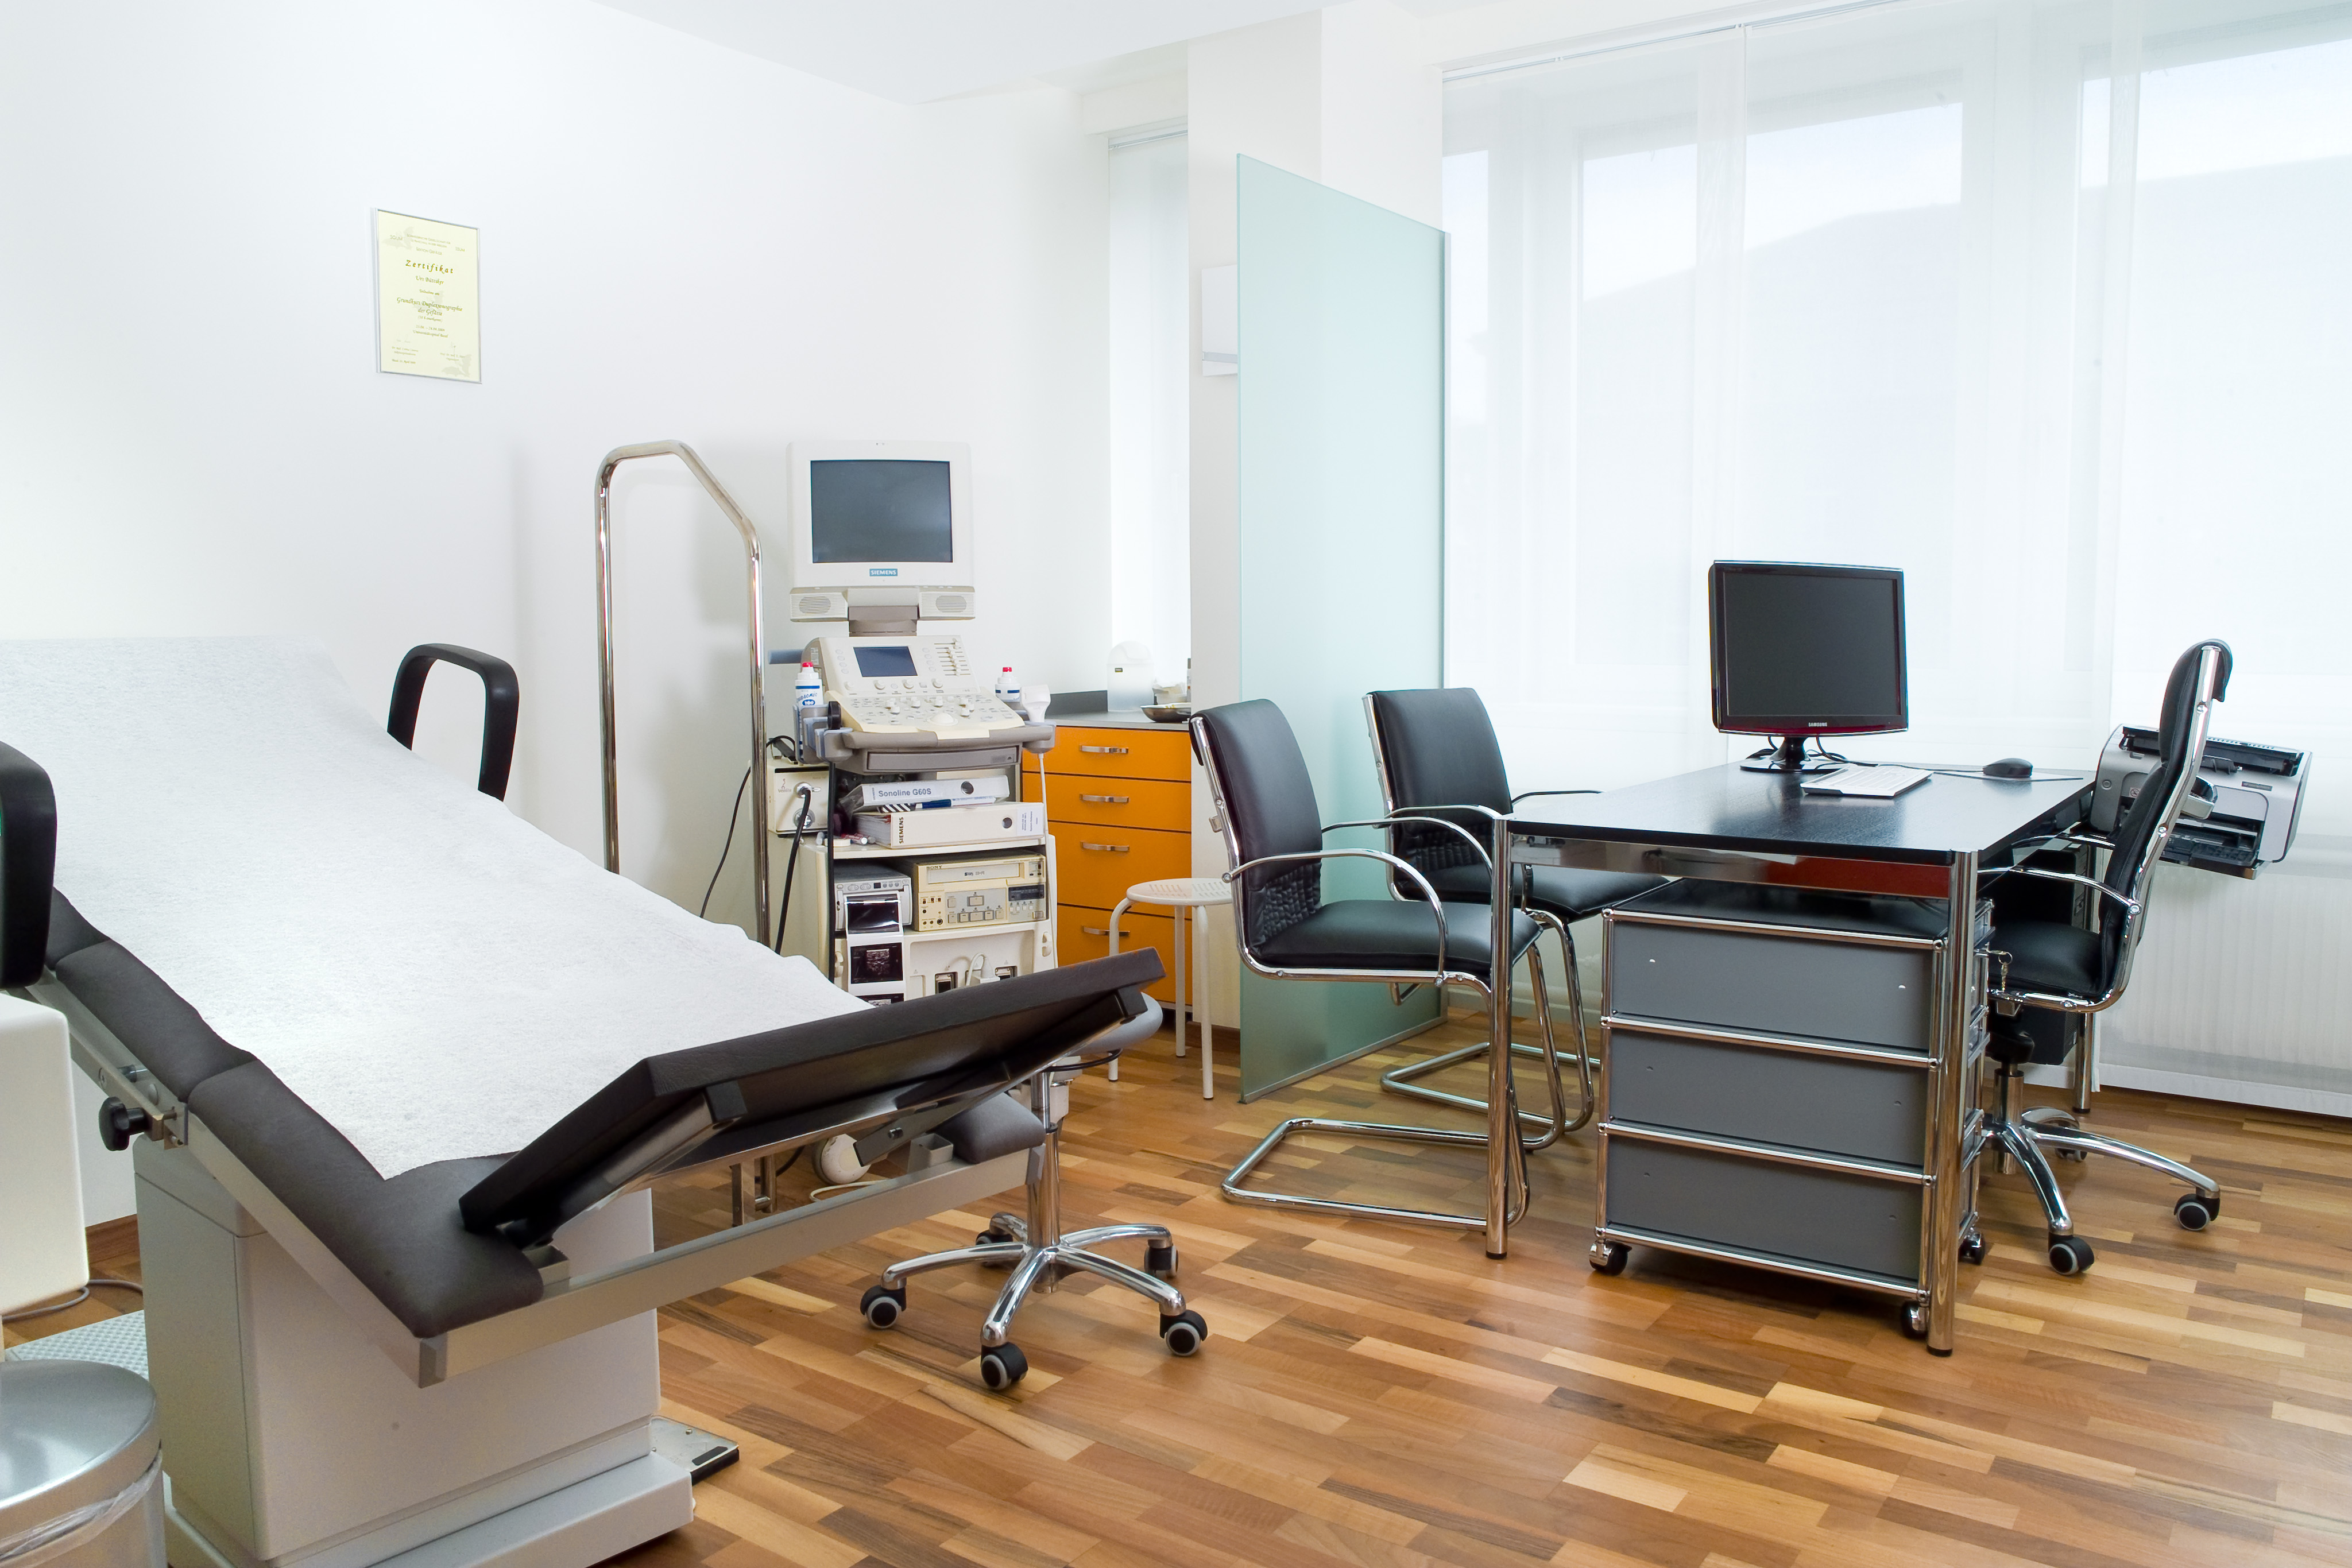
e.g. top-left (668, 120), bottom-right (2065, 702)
top-left (1324, 814), bottom-right (1494, 869)
top-left (2002, 864), bottom-right (2140, 915)
top-left (1511, 788), bottom-right (1601, 804)
top-left (1225, 848), bottom-right (1454, 977)
top-left (387, 644), bottom-right (521, 800)
top-left (0, 741), bottom-right (57, 988)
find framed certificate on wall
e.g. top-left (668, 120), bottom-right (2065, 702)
top-left (375, 211), bottom-right (479, 382)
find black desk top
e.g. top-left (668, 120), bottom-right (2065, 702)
top-left (1513, 765), bottom-right (2090, 866)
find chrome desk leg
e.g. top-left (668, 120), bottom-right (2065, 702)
top-left (1486, 822), bottom-right (1514, 1259)
top-left (1925, 851), bottom-right (1977, 1356)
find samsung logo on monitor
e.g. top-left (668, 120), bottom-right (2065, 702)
top-left (868, 567), bottom-right (899, 577)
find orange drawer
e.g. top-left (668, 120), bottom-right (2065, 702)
top-left (1054, 825), bottom-right (1192, 909)
top-left (1061, 903), bottom-right (1175, 1002)
top-left (1028, 725), bottom-right (1192, 782)
top-left (1041, 775), bottom-right (1189, 833)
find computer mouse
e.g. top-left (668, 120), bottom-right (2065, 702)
top-left (1983, 757), bottom-right (2033, 780)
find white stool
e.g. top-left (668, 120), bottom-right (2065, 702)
top-left (1108, 877), bottom-right (1231, 1099)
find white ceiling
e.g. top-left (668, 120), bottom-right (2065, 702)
top-left (590, 0), bottom-right (1496, 104)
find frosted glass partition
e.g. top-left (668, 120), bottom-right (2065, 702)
top-left (1236, 156), bottom-right (1446, 1099)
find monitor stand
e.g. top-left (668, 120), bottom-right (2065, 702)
top-left (1739, 734), bottom-right (1840, 774)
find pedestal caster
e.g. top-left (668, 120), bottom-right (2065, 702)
top-left (1589, 1240), bottom-right (1628, 1275)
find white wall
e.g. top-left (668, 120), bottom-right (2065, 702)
top-left (0, 0), bottom-right (1112, 1218)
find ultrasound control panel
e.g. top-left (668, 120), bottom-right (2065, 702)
top-left (806, 635), bottom-right (1027, 738)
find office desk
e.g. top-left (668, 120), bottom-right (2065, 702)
top-left (1480, 764), bottom-right (2088, 1353)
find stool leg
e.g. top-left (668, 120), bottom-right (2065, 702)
top-left (1197, 905), bottom-right (1213, 1099)
top-left (1173, 905), bottom-right (1187, 1060)
top-left (1107, 899), bottom-right (1130, 1082)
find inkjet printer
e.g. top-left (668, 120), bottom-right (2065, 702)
top-left (2089, 725), bottom-right (2310, 877)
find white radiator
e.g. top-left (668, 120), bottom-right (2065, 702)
top-left (2095, 835), bottom-right (2352, 1117)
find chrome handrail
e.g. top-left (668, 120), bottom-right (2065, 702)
top-left (595, 442), bottom-right (772, 943)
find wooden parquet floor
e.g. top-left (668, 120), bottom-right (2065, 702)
top-left (15, 1018), bottom-right (2352, 1567)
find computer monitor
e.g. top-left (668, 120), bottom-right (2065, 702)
top-left (1708, 561), bottom-right (1908, 773)
top-left (787, 440), bottom-right (974, 624)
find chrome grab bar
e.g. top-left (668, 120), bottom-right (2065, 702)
top-left (594, 442), bottom-right (773, 943)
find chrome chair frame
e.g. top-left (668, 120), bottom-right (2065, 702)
top-left (1192, 715), bottom-right (1568, 1237)
top-left (1360, 696), bottom-right (1603, 1136)
top-left (1975, 644), bottom-right (2227, 1268)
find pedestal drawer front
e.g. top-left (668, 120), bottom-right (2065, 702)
top-left (1057, 827), bottom-right (1193, 909)
top-left (1606, 1139), bottom-right (1921, 1284)
top-left (1061, 904), bottom-right (1175, 1002)
top-left (1043, 776), bottom-right (1192, 832)
top-left (1608, 920), bottom-right (1935, 1053)
top-left (1604, 1027), bottom-right (1928, 1168)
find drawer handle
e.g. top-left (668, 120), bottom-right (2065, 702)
top-left (1080, 745), bottom-right (1129, 754)
top-left (1080, 926), bottom-right (1109, 936)
top-left (1080, 842), bottom-right (1130, 853)
top-left (1079, 793), bottom-right (1131, 804)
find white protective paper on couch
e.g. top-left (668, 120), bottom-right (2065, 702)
top-left (0, 638), bottom-right (864, 1178)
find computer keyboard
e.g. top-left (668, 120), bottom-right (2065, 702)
top-left (1800, 765), bottom-right (1933, 798)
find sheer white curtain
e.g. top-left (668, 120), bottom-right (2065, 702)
top-left (1107, 132), bottom-right (1192, 691)
top-left (1445, 0), bottom-right (2352, 836)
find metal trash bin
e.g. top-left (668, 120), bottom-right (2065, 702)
top-left (0, 1362), bottom-right (163, 1568)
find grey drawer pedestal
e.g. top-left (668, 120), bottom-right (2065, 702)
top-left (1594, 881), bottom-right (1988, 1322)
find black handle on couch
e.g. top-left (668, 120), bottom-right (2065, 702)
top-left (386, 644), bottom-right (521, 801)
top-left (0, 741), bottom-right (57, 988)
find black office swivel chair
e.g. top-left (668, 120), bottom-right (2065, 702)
top-left (1363, 688), bottom-right (1666, 1131)
top-left (1192, 699), bottom-right (1570, 1238)
top-left (1978, 640), bottom-right (2230, 1277)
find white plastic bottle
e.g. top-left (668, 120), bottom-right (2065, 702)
top-left (994, 665), bottom-right (1020, 711)
top-left (794, 662), bottom-right (823, 711)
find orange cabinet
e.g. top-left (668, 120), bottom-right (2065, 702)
top-left (1059, 904), bottom-right (1176, 1003)
top-left (1028, 726), bottom-right (1191, 783)
top-left (1028, 723), bottom-right (1194, 1004)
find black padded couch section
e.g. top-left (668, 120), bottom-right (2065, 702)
top-left (43, 891), bottom-right (1161, 1340)
top-left (462, 947), bottom-right (1165, 1245)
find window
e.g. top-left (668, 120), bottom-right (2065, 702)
top-left (1444, 0), bottom-right (2352, 840)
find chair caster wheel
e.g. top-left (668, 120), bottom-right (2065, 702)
top-left (860, 1284), bottom-right (905, 1329)
top-left (2056, 1146), bottom-right (2088, 1163)
top-left (1959, 1232), bottom-right (1988, 1265)
top-left (1146, 1242), bottom-right (1178, 1280)
top-left (2175, 1191), bottom-right (2220, 1230)
top-left (1902, 1303), bottom-right (1929, 1339)
top-left (976, 1228), bottom-right (1018, 1264)
top-left (979, 1343), bottom-right (1028, 1391)
top-left (1159, 1310), bottom-right (1208, 1356)
top-left (2048, 1236), bottom-right (2095, 1275)
top-left (1589, 1241), bottom-right (1628, 1276)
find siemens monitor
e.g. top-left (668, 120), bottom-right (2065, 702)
top-left (1709, 561), bottom-right (1908, 773)
top-left (787, 440), bottom-right (973, 626)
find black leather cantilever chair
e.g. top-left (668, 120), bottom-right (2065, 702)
top-left (1363, 688), bottom-right (1665, 1131)
top-left (1192, 699), bottom-right (1569, 1237)
top-left (1978, 640), bottom-right (2231, 1277)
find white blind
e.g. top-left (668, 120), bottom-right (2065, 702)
top-left (1444, 0), bottom-right (2352, 834)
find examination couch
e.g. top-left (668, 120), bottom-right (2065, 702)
top-left (0, 637), bottom-right (1160, 1568)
